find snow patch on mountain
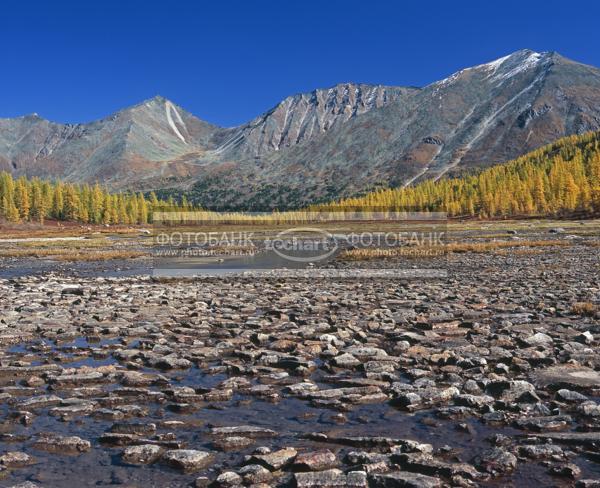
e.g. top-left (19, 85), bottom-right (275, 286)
top-left (491, 51), bottom-right (545, 82)
top-left (165, 100), bottom-right (188, 144)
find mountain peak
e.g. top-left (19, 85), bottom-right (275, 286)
top-left (474, 49), bottom-right (549, 74)
top-left (123, 95), bottom-right (172, 113)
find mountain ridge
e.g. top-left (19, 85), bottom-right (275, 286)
top-left (2, 49), bottom-right (600, 209)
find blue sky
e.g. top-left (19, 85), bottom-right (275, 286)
top-left (2, 0), bottom-right (599, 127)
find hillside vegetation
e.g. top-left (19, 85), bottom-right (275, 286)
top-left (326, 131), bottom-right (600, 217)
top-left (0, 174), bottom-right (187, 225)
top-left (2, 131), bottom-right (600, 225)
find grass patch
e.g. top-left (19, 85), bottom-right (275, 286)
top-left (18, 238), bottom-right (111, 249)
top-left (0, 249), bottom-right (147, 261)
top-left (571, 302), bottom-right (598, 317)
top-left (444, 239), bottom-right (568, 253)
top-left (338, 239), bottom-right (570, 261)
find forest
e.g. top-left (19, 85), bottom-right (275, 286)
top-left (0, 175), bottom-right (190, 225)
top-left (328, 131), bottom-right (600, 217)
top-left (2, 131), bottom-right (600, 224)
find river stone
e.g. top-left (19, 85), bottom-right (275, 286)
top-left (162, 449), bottom-right (214, 473)
top-left (250, 447), bottom-right (297, 470)
top-left (518, 443), bottom-right (565, 459)
top-left (0, 451), bottom-right (33, 467)
top-left (579, 401), bottom-right (600, 417)
top-left (122, 444), bottom-right (164, 465)
top-left (32, 435), bottom-right (91, 454)
top-left (295, 469), bottom-right (347, 487)
top-left (215, 471), bottom-right (243, 487)
top-left (548, 463), bottom-right (582, 479)
top-left (557, 389), bottom-right (588, 402)
top-left (110, 422), bottom-right (157, 435)
top-left (213, 436), bottom-right (254, 451)
top-left (238, 464), bottom-right (273, 484)
top-left (369, 471), bottom-right (443, 488)
top-left (210, 425), bottom-right (278, 438)
top-left (486, 380), bottom-right (539, 402)
top-left (473, 448), bottom-right (517, 476)
top-left (532, 366), bottom-right (600, 390)
top-left (294, 449), bottom-right (338, 471)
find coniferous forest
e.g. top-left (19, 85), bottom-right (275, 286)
top-left (0, 175), bottom-right (183, 225)
top-left (1, 131), bottom-right (600, 224)
top-left (329, 131), bottom-right (600, 217)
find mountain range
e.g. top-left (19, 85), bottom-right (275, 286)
top-left (2, 49), bottom-right (600, 209)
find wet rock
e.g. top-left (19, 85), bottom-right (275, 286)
top-left (293, 449), bottom-right (338, 471)
top-left (49, 402), bottom-right (97, 420)
top-left (153, 355), bottom-right (193, 370)
top-left (215, 471), bottom-right (243, 487)
top-left (518, 443), bottom-right (564, 459)
top-left (17, 394), bottom-right (62, 409)
top-left (579, 401), bottom-right (600, 417)
top-left (455, 394), bottom-right (494, 408)
top-left (50, 371), bottom-right (106, 387)
top-left (32, 434), bottom-right (91, 454)
top-left (522, 332), bottom-right (553, 347)
top-left (305, 433), bottom-right (432, 453)
top-left (344, 451), bottom-right (391, 466)
top-left (486, 380), bottom-right (539, 403)
top-left (239, 464), bottom-right (273, 484)
top-left (122, 444), bottom-right (164, 465)
top-left (513, 415), bottom-right (571, 432)
top-left (557, 389), bottom-right (588, 402)
top-left (213, 436), bottom-right (255, 451)
top-left (393, 453), bottom-right (482, 480)
top-left (576, 481), bottom-right (600, 488)
top-left (194, 477), bottom-right (211, 488)
top-left (210, 425), bottom-right (278, 438)
top-left (332, 353), bottom-right (361, 368)
top-left (161, 449), bottom-right (214, 473)
top-left (23, 376), bottom-right (44, 387)
top-left (391, 385), bottom-right (459, 411)
top-left (120, 371), bottom-right (156, 386)
top-left (99, 432), bottom-right (140, 446)
top-left (110, 422), bottom-right (156, 436)
top-left (532, 366), bottom-right (600, 390)
top-left (549, 462), bottom-right (582, 479)
top-left (295, 469), bottom-right (347, 487)
top-left (250, 447), bottom-right (297, 470)
top-left (530, 431), bottom-right (600, 448)
top-left (347, 471), bottom-right (369, 487)
top-left (473, 448), bottom-right (517, 476)
top-left (0, 451), bottom-right (33, 467)
top-left (369, 471), bottom-right (443, 488)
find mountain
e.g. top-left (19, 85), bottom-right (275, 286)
top-left (195, 49), bottom-right (600, 209)
top-left (215, 84), bottom-right (417, 159)
top-left (0, 96), bottom-right (221, 187)
top-left (0, 84), bottom-right (404, 195)
top-left (2, 49), bottom-right (600, 209)
top-left (327, 130), bottom-right (600, 218)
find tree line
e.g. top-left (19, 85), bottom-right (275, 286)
top-left (2, 131), bottom-right (600, 224)
top-left (0, 173), bottom-right (191, 225)
top-left (326, 131), bottom-right (600, 217)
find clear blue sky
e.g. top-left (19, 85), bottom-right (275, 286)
top-left (2, 0), bottom-right (599, 127)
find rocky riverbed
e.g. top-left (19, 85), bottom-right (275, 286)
top-left (0, 233), bottom-right (600, 487)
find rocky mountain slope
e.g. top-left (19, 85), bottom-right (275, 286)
top-left (0, 97), bottom-right (221, 187)
top-left (2, 49), bottom-right (600, 208)
top-left (216, 83), bottom-right (417, 159)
